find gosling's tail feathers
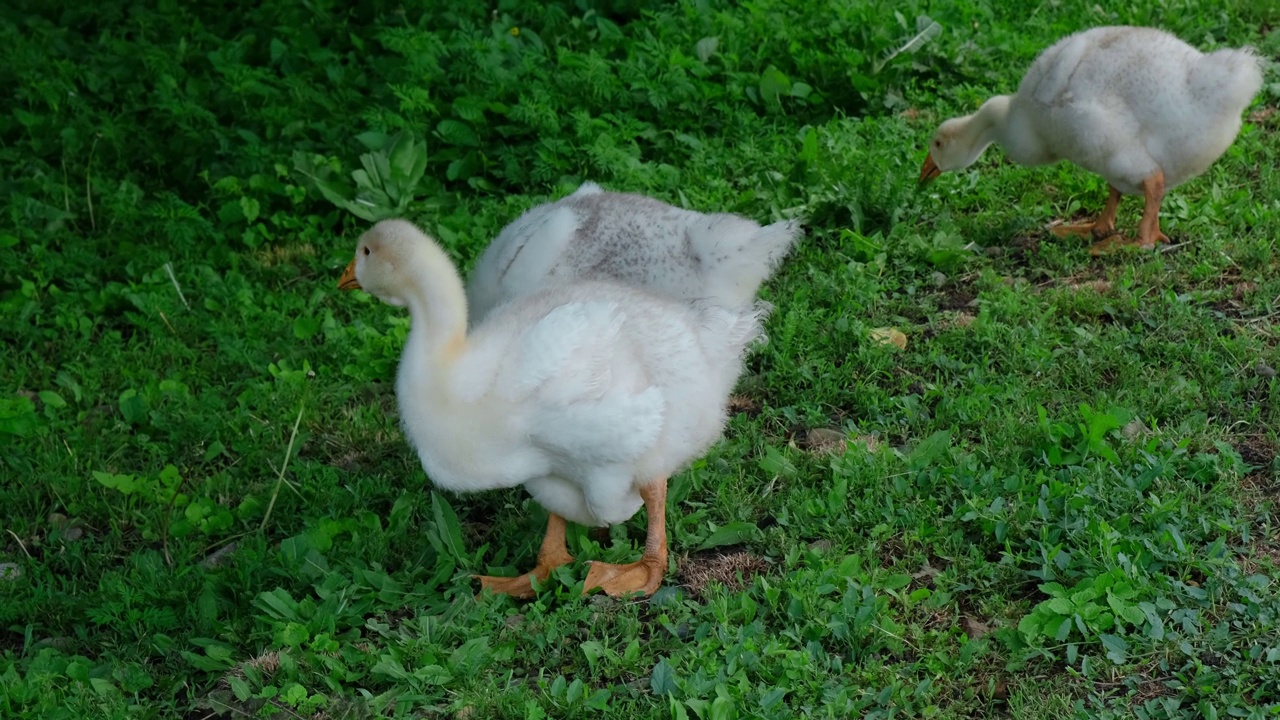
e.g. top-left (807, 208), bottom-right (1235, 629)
top-left (1192, 47), bottom-right (1264, 114)
top-left (691, 216), bottom-right (803, 306)
top-left (570, 181), bottom-right (605, 198)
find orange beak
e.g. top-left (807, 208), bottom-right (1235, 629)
top-left (919, 153), bottom-right (942, 184)
top-left (337, 259), bottom-right (361, 290)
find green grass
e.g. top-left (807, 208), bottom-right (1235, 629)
top-left (3, 0), bottom-right (1279, 717)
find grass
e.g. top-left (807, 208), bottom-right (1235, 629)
top-left (2, 0), bottom-right (1279, 717)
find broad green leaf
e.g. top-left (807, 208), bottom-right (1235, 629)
top-left (293, 315), bottom-right (321, 340)
top-left (414, 664), bottom-right (453, 686)
top-left (371, 151), bottom-right (392, 192)
top-left (437, 119), bottom-right (480, 147)
top-left (880, 573), bottom-right (912, 591)
top-left (1099, 633), bottom-right (1128, 664)
top-left (351, 168), bottom-right (375, 193)
top-left (430, 492), bottom-right (467, 562)
top-left (254, 588), bottom-right (302, 623)
top-left (696, 521), bottom-right (761, 551)
top-left (388, 495), bottom-right (414, 534)
top-left (799, 126), bottom-right (818, 163)
top-left (1120, 604), bottom-right (1145, 626)
top-left (239, 196), bottom-right (260, 223)
top-left (280, 622), bottom-right (309, 647)
top-left (1138, 602), bottom-right (1165, 640)
top-left (1044, 597), bottom-right (1074, 615)
top-left (387, 133), bottom-right (423, 183)
top-left (355, 131), bottom-right (389, 150)
top-left (1, 397), bottom-right (48, 436)
top-left (709, 695), bottom-right (737, 720)
top-left (580, 640), bottom-right (605, 671)
top-left (1017, 613), bottom-right (1042, 638)
top-left (118, 388), bottom-right (147, 424)
top-left (908, 430), bottom-right (951, 469)
top-left (451, 96), bottom-right (487, 122)
top-left (650, 658), bottom-right (677, 695)
top-left (1050, 616), bottom-right (1073, 641)
top-left (370, 655), bottom-right (410, 680)
top-left (282, 683), bottom-right (307, 706)
top-left (37, 390), bottom-right (66, 409)
top-left (758, 445), bottom-right (797, 477)
top-left (759, 66), bottom-right (791, 105)
top-left (447, 153), bottom-right (479, 182)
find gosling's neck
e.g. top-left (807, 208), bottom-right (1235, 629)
top-left (974, 95), bottom-right (1046, 166)
top-left (965, 95), bottom-right (1010, 156)
top-left (399, 247), bottom-right (469, 367)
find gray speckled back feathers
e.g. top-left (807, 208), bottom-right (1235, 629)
top-left (466, 183), bottom-right (802, 324)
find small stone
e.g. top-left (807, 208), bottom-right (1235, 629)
top-left (0, 563), bottom-right (20, 582)
top-left (984, 246), bottom-right (1005, 258)
top-left (930, 271), bottom-right (947, 288)
top-left (1255, 363), bottom-right (1276, 379)
top-left (63, 527), bottom-right (83, 542)
top-left (961, 616), bottom-right (991, 639)
top-left (504, 614), bottom-right (525, 629)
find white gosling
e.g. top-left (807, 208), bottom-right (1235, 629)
top-left (921, 26), bottom-right (1262, 254)
top-left (338, 219), bottom-right (766, 598)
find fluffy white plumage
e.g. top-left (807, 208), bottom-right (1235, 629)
top-left (345, 219), bottom-right (766, 528)
top-left (465, 182), bottom-right (802, 324)
top-left (923, 26), bottom-right (1262, 252)
top-left (925, 26), bottom-right (1262, 193)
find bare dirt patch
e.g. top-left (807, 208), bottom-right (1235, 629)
top-left (796, 427), bottom-right (881, 456)
top-left (678, 548), bottom-right (769, 597)
top-left (726, 393), bottom-right (761, 417)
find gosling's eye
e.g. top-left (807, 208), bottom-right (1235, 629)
top-left (934, 140), bottom-right (941, 148)
top-left (363, 246), bottom-right (370, 256)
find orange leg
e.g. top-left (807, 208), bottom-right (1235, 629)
top-left (475, 513), bottom-right (574, 598)
top-left (582, 479), bottom-right (668, 597)
top-left (1089, 171), bottom-right (1170, 255)
top-left (1135, 170), bottom-right (1170, 248)
top-left (1052, 185), bottom-right (1123, 240)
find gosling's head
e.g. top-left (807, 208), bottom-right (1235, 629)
top-left (920, 115), bottom-right (987, 183)
top-left (337, 219), bottom-right (436, 307)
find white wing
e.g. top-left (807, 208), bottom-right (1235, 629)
top-left (459, 298), bottom-right (667, 466)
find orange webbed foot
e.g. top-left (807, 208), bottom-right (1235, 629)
top-left (473, 514), bottom-right (574, 600)
top-left (582, 557), bottom-right (665, 598)
top-left (1051, 222), bottom-right (1100, 239)
top-left (474, 572), bottom-right (542, 599)
top-left (1087, 234), bottom-right (1137, 256)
